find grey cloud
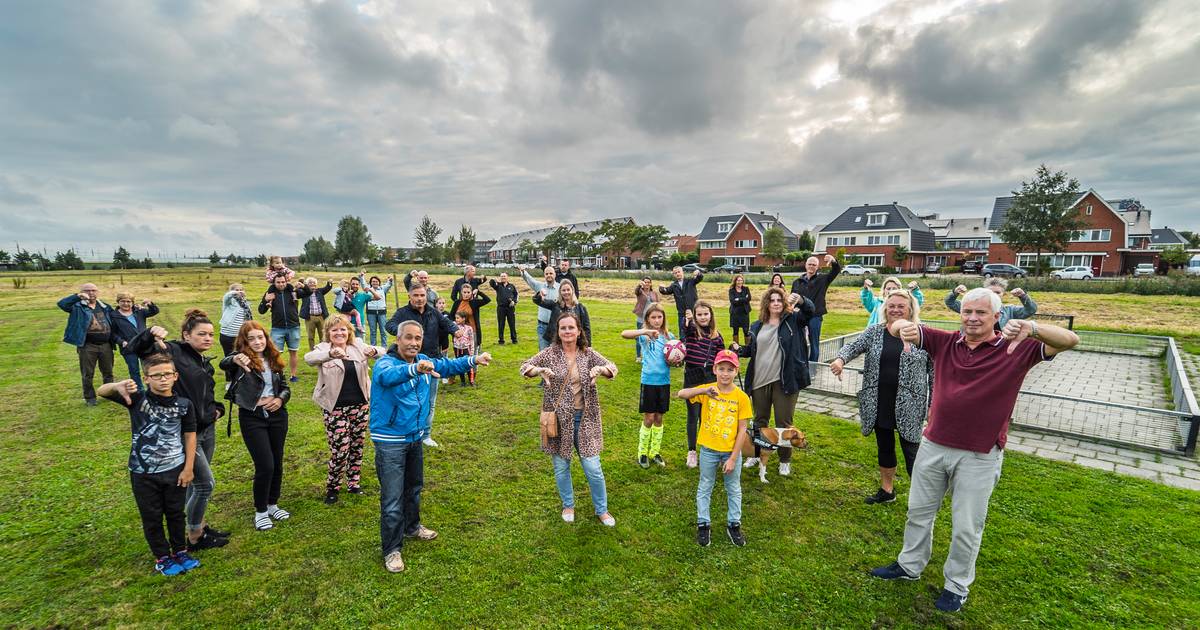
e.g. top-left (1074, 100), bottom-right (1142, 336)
top-left (0, 177), bottom-right (42, 205)
top-left (532, 0), bottom-right (761, 135)
top-left (168, 115), bottom-right (241, 147)
top-left (839, 0), bottom-right (1153, 114)
top-left (308, 1), bottom-right (445, 90)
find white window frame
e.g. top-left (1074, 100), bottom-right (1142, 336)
top-left (717, 221), bottom-right (734, 233)
top-left (887, 235), bottom-right (901, 245)
top-left (733, 239), bottom-right (758, 249)
top-left (867, 236), bottom-right (881, 245)
top-left (866, 213), bottom-right (887, 227)
top-left (699, 241), bottom-right (724, 250)
top-left (1071, 229), bottom-right (1111, 242)
top-left (760, 221), bottom-right (773, 230)
top-left (858, 254), bottom-right (884, 266)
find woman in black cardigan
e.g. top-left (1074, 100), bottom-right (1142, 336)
top-left (532, 280), bottom-right (591, 346)
top-left (730, 287), bottom-right (814, 477)
top-left (727, 274), bottom-right (751, 346)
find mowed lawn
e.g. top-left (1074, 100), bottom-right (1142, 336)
top-left (0, 268), bottom-right (1198, 628)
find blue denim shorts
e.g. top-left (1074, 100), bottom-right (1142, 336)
top-left (271, 326), bottom-right (301, 351)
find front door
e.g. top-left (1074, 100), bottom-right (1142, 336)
top-left (1091, 255), bottom-right (1102, 277)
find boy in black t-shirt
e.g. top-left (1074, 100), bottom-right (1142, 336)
top-left (98, 353), bottom-right (199, 576)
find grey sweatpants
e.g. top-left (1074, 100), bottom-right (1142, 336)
top-left (896, 438), bottom-right (1004, 597)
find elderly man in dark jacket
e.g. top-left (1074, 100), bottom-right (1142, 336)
top-left (791, 254), bottom-right (841, 363)
top-left (58, 282), bottom-right (116, 405)
top-left (489, 272), bottom-right (520, 344)
top-left (385, 283), bottom-right (458, 448)
top-left (658, 266), bottom-right (703, 335)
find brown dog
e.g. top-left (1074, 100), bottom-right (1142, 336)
top-left (741, 427), bottom-right (808, 484)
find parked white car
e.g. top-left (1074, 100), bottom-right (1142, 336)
top-left (1052, 265), bottom-right (1093, 280)
top-left (1188, 254), bottom-right (1200, 276)
top-left (1133, 263), bottom-right (1155, 277)
top-left (842, 264), bottom-right (878, 276)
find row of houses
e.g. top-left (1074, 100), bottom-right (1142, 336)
top-left (689, 189), bottom-right (1191, 276)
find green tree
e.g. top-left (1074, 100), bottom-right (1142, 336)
top-left (414, 215), bottom-right (444, 263)
top-left (566, 231), bottom-right (593, 259)
top-left (798, 230), bottom-right (815, 251)
top-left (455, 225), bottom-right (476, 264)
top-left (516, 239), bottom-right (536, 262)
top-left (303, 236), bottom-right (336, 266)
top-left (444, 237), bottom-right (457, 263)
top-left (591, 219), bottom-right (636, 268)
top-left (335, 215), bottom-right (373, 264)
top-left (0, 250), bottom-right (9, 264)
top-left (997, 165), bottom-right (1085, 277)
top-left (253, 254), bottom-right (267, 267)
top-left (539, 227), bottom-right (572, 259)
top-left (761, 226), bottom-right (788, 262)
top-left (52, 250), bottom-right (84, 270)
top-left (629, 224), bottom-right (670, 263)
top-left (1179, 230), bottom-right (1200, 249)
top-left (1161, 245), bottom-right (1190, 267)
top-left (141, 257), bottom-right (155, 269)
top-left (379, 247), bottom-right (397, 264)
top-left (13, 249), bottom-right (34, 270)
top-left (208, 251), bottom-right (221, 264)
top-left (891, 245), bottom-right (909, 272)
top-left (112, 246), bottom-right (133, 269)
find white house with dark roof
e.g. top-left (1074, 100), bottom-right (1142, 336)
top-left (1150, 228), bottom-right (1188, 250)
top-left (487, 217), bottom-right (633, 265)
top-left (816, 202), bottom-right (943, 272)
top-left (695, 211), bottom-right (798, 267)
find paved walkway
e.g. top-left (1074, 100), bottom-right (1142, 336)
top-left (798, 389), bottom-right (1200, 491)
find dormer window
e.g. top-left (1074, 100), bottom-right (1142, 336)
top-left (761, 221), bottom-right (773, 230)
top-left (867, 213), bottom-right (887, 226)
top-left (717, 221), bottom-right (734, 233)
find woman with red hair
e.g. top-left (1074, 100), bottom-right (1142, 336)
top-left (221, 321), bottom-right (292, 531)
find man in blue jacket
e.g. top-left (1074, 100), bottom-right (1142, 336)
top-left (58, 282), bottom-right (115, 406)
top-left (370, 320), bottom-right (491, 573)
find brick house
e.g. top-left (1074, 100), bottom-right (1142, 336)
top-left (924, 215), bottom-right (990, 267)
top-left (661, 234), bottom-right (697, 257)
top-left (816, 203), bottom-right (941, 272)
top-left (695, 212), bottom-right (798, 267)
top-left (987, 190), bottom-right (1159, 276)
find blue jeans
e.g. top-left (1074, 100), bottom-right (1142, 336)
top-left (552, 411), bottom-right (608, 515)
top-left (537, 320), bottom-right (549, 351)
top-left (697, 446), bottom-right (742, 525)
top-left (635, 318), bottom-right (643, 358)
top-left (367, 311), bottom-right (388, 346)
top-left (375, 439), bottom-right (424, 555)
top-left (806, 315), bottom-right (823, 362)
top-left (427, 374), bottom-right (440, 431)
top-left (122, 353), bottom-right (143, 391)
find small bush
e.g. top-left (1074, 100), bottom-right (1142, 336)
top-left (11, 277), bottom-right (28, 289)
top-left (940, 266), bottom-right (961, 274)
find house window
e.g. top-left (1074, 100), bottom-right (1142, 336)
top-left (699, 241), bottom-right (724, 250)
top-left (846, 236), bottom-right (856, 245)
top-left (717, 222), bottom-right (734, 233)
top-left (867, 213), bottom-right (887, 226)
top-left (859, 254), bottom-right (884, 266)
top-left (733, 239), bottom-right (758, 249)
top-left (1086, 205), bottom-right (1093, 215)
top-left (1016, 253), bottom-right (1092, 269)
top-left (867, 236), bottom-right (880, 245)
top-left (1071, 229), bottom-right (1111, 242)
top-left (887, 235), bottom-right (901, 245)
top-left (826, 237), bottom-right (838, 247)
top-left (761, 221), bottom-right (773, 230)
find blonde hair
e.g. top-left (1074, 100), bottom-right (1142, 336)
top-left (884, 289), bottom-right (921, 324)
top-left (323, 313), bottom-right (354, 338)
top-left (269, 255), bottom-right (284, 267)
top-left (643, 303), bottom-right (669, 337)
top-left (229, 283), bottom-right (244, 292)
top-left (881, 276), bottom-right (902, 292)
top-left (115, 291), bottom-right (134, 302)
top-left (305, 277), bottom-right (318, 286)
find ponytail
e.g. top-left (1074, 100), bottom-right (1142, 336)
top-left (182, 308), bottom-right (212, 336)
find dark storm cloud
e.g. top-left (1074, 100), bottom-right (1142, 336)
top-left (308, 0), bottom-right (446, 90)
top-left (839, 0), bottom-right (1154, 114)
top-left (531, 0), bottom-right (761, 135)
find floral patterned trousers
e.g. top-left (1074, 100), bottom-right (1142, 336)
top-left (324, 402), bottom-right (370, 492)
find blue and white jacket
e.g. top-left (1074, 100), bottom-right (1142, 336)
top-left (369, 347), bottom-right (477, 443)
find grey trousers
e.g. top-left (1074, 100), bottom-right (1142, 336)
top-left (896, 438), bottom-right (1004, 597)
top-left (185, 424), bottom-right (216, 533)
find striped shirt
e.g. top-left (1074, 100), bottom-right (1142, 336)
top-left (684, 322), bottom-right (725, 369)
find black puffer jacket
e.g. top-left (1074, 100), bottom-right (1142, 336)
top-left (126, 330), bottom-right (224, 430)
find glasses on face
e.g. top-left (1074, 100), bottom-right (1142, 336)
top-left (145, 371), bottom-right (177, 381)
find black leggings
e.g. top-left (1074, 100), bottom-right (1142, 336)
top-left (730, 321), bottom-right (750, 344)
top-left (240, 406), bottom-right (289, 512)
top-left (219, 334), bottom-right (237, 357)
top-left (875, 428), bottom-right (920, 476)
top-left (684, 365), bottom-right (714, 451)
top-left (130, 466), bottom-right (187, 558)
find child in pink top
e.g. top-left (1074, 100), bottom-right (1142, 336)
top-left (452, 310), bottom-right (476, 386)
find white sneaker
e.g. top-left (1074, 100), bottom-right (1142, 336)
top-left (598, 513), bottom-right (616, 527)
top-left (743, 457), bottom-right (760, 469)
top-left (384, 551), bottom-right (405, 573)
top-left (686, 450), bottom-right (698, 468)
top-left (561, 508), bottom-right (575, 523)
top-left (778, 462), bottom-right (791, 476)
top-left (422, 437), bottom-right (439, 448)
top-left (441, 378), bottom-right (449, 385)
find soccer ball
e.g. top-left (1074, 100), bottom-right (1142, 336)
top-left (663, 339), bottom-right (687, 367)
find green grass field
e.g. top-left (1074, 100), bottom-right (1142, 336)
top-left (1, 269), bottom-right (1198, 628)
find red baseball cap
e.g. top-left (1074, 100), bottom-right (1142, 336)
top-left (714, 349), bottom-right (740, 368)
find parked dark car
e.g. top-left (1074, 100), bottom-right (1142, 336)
top-left (712, 263), bottom-right (743, 274)
top-left (982, 263), bottom-right (1026, 278)
top-left (961, 260), bottom-right (984, 274)
top-left (681, 263), bottom-right (707, 274)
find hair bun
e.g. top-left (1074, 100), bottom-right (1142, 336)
top-left (184, 308), bottom-right (209, 320)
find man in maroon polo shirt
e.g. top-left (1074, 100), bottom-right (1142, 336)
top-left (869, 287), bottom-right (1079, 613)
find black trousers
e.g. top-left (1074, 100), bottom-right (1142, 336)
top-left (497, 307), bottom-right (517, 343)
top-left (77, 341), bottom-right (114, 400)
top-left (684, 365), bottom-right (714, 451)
top-left (219, 334), bottom-right (237, 357)
top-left (130, 465), bottom-right (188, 558)
top-left (875, 428), bottom-right (920, 475)
top-left (239, 407), bottom-right (289, 512)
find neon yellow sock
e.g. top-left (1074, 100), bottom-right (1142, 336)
top-left (649, 424), bottom-right (664, 457)
top-left (638, 424), bottom-right (651, 457)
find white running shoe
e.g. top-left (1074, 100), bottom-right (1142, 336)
top-left (561, 508), bottom-right (575, 523)
top-left (743, 457), bottom-right (760, 469)
top-left (778, 462), bottom-right (791, 476)
top-left (686, 450), bottom-right (698, 468)
top-left (422, 437), bottom-right (439, 448)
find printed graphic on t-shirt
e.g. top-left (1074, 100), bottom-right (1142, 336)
top-left (126, 394), bottom-right (188, 474)
top-left (691, 384), bottom-right (753, 452)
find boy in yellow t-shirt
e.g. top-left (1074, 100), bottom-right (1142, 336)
top-left (677, 349), bottom-right (752, 547)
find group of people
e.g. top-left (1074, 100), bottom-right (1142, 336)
top-left (62, 257), bottom-right (1069, 614)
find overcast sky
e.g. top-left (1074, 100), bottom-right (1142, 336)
top-left (2, 0), bottom-right (1198, 257)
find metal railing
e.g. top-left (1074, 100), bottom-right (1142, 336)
top-left (812, 326), bottom-right (1198, 455)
